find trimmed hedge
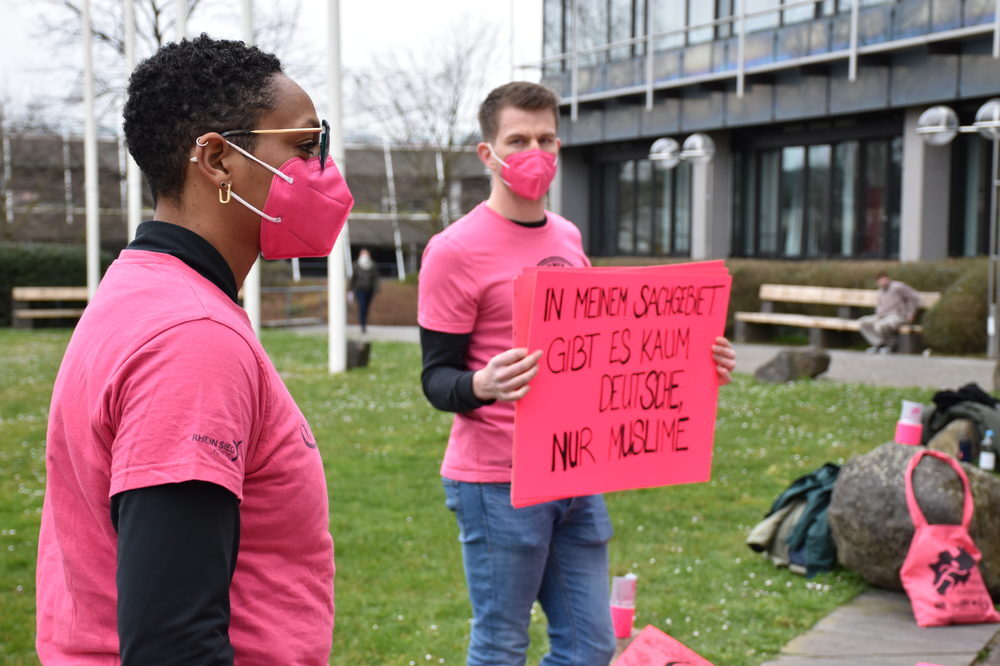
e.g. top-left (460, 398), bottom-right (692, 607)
top-left (0, 243), bottom-right (115, 326)
top-left (592, 256), bottom-right (989, 355)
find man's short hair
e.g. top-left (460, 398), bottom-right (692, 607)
top-left (122, 34), bottom-right (283, 203)
top-left (876, 271), bottom-right (890, 280)
top-left (478, 81), bottom-right (559, 143)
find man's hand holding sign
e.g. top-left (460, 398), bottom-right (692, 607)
top-left (510, 261), bottom-right (734, 507)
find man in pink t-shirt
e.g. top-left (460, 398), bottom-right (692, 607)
top-left (36, 37), bottom-right (350, 664)
top-left (418, 82), bottom-right (736, 665)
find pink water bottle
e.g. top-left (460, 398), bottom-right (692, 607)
top-left (894, 400), bottom-right (923, 446)
top-left (610, 573), bottom-right (637, 639)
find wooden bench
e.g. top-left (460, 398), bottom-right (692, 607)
top-left (11, 286), bottom-right (89, 328)
top-left (734, 284), bottom-right (941, 353)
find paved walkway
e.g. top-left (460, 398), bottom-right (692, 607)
top-left (297, 327), bottom-right (1000, 664)
top-left (302, 327), bottom-right (996, 392)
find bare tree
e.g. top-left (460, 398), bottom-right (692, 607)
top-left (346, 16), bottom-right (501, 232)
top-left (32, 0), bottom-right (306, 130)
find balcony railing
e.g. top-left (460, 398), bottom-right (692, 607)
top-left (532, 0), bottom-right (1000, 121)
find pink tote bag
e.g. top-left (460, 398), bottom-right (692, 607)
top-left (900, 449), bottom-right (1000, 627)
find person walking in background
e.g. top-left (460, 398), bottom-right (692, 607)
top-left (350, 247), bottom-right (379, 333)
top-left (35, 36), bottom-right (350, 664)
top-left (417, 81), bottom-right (737, 665)
top-left (859, 271), bottom-right (921, 353)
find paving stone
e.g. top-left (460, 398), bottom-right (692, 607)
top-left (762, 589), bottom-right (998, 666)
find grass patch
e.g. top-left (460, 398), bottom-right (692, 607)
top-left (0, 328), bottom-right (934, 664)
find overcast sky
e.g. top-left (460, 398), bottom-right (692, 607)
top-left (0, 0), bottom-right (543, 134)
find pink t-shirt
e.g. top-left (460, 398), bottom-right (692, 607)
top-left (36, 250), bottom-right (334, 665)
top-left (418, 202), bottom-right (589, 483)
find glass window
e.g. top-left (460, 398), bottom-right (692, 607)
top-left (602, 162), bottom-right (621, 254)
top-left (543, 0), bottom-right (565, 70)
top-left (654, 0), bottom-right (686, 49)
top-left (610, 0), bottom-right (635, 60)
top-left (636, 159), bottom-right (654, 254)
top-left (953, 136), bottom-right (988, 256)
top-left (716, 0), bottom-right (735, 37)
top-left (688, 1), bottom-right (715, 43)
top-left (577, 0), bottom-right (610, 65)
top-left (887, 137), bottom-right (902, 257)
top-left (759, 150), bottom-right (781, 254)
top-left (782, 0), bottom-right (816, 23)
top-left (655, 163), bottom-right (675, 254)
top-left (807, 145), bottom-right (831, 257)
top-left (781, 146), bottom-right (805, 256)
top-left (745, 0), bottom-right (780, 32)
top-left (618, 160), bottom-right (636, 253)
top-left (832, 141), bottom-right (857, 257)
top-left (675, 162), bottom-right (692, 254)
top-left (861, 141), bottom-right (888, 256)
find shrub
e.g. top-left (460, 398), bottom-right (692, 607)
top-left (0, 243), bottom-right (115, 326)
top-left (922, 262), bottom-right (988, 355)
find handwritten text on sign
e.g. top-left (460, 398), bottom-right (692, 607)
top-left (512, 266), bottom-right (731, 507)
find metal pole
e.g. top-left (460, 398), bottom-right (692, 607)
top-left (381, 137), bottom-right (406, 280)
top-left (645, 0), bottom-right (654, 111)
top-left (435, 149), bottom-right (449, 228)
top-left (1, 117), bottom-right (11, 225)
top-left (124, 0), bottom-right (142, 240)
top-left (849, 0), bottom-right (859, 82)
top-left (63, 132), bottom-right (73, 225)
top-left (994, 0), bottom-right (1000, 59)
top-left (737, 0), bottom-right (746, 98)
top-left (570, 0), bottom-right (579, 122)
top-left (327, 0), bottom-right (348, 373)
top-left (240, 0), bottom-right (262, 336)
top-left (176, 0), bottom-right (187, 40)
top-left (989, 137), bottom-right (999, 359)
top-left (83, 0), bottom-right (100, 299)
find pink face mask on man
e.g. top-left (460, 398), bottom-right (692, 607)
top-left (223, 141), bottom-right (354, 260)
top-left (489, 146), bottom-right (558, 201)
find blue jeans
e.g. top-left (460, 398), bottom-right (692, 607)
top-left (442, 478), bottom-right (616, 666)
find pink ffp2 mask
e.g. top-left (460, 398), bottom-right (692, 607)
top-left (490, 146), bottom-right (558, 201)
top-left (225, 142), bottom-right (354, 260)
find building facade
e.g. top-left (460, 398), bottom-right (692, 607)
top-left (541, 0), bottom-right (1000, 262)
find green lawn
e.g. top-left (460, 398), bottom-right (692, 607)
top-left (0, 328), bottom-right (935, 665)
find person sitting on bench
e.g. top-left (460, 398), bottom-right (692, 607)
top-left (858, 271), bottom-right (920, 354)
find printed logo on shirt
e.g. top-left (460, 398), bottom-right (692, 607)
top-left (191, 434), bottom-right (242, 462)
top-left (537, 255), bottom-right (573, 267)
top-left (300, 422), bottom-right (318, 449)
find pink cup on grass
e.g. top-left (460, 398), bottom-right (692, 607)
top-left (610, 573), bottom-right (637, 639)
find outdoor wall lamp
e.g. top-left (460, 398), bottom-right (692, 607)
top-left (648, 133), bottom-right (716, 170)
top-left (916, 99), bottom-right (1000, 359)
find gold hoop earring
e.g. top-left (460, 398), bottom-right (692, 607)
top-left (219, 183), bottom-right (231, 204)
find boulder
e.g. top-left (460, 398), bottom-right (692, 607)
top-left (753, 347), bottom-right (830, 384)
top-left (828, 442), bottom-right (1000, 598)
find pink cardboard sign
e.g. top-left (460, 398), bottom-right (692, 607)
top-left (612, 624), bottom-right (715, 665)
top-left (511, 264), bottom-right (731, 507)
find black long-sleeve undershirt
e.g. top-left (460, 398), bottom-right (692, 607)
top-left (420, 326), bottom-right (495, 413)
top-left (112, 481), bottom-right (239, 666)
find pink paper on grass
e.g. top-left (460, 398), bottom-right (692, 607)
top-left (612, 624), bottom-right (715, 665)
top-left (511, 264), bottom-right (731, 507)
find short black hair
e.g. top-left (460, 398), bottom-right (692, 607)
top-left (123, 34), bottom-right (283, 202)
top-left (478, 81), bottom-right (559, 143)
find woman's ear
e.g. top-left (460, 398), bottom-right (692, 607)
top-left (189, 132), bottom-right (233, 190)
